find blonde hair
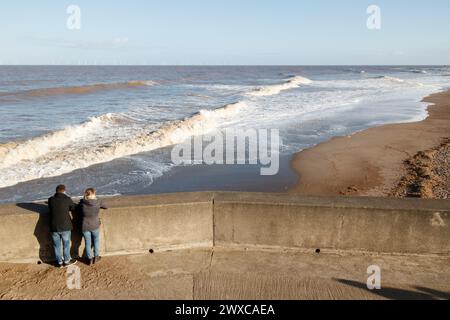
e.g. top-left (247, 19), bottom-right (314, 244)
top-left (84, 188), bottom-right (97, 200)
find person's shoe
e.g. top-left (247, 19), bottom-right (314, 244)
top-left (87, 258), bottom-right (93, 266)
top-left (63, 259), bottom-right (77, 267)
top-left (93, 256), bottom-right (102, 264)
top-left (56, 262), bottom-right (64, 269)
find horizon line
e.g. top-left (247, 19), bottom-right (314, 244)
top-left (0, 64), bottom-right (448, 67)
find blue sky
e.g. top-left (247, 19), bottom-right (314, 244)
top-left (1, 0), bottom-right (449, 65)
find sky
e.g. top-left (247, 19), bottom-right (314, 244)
top-left (0, 0), bottom-right (449, 65)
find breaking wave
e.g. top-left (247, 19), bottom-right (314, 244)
top-left (409, 69), bottom-right (427, 74)
top-left (0, 75), bottom-right (310, 188)
top-left (0, 101), bottom-right (247, 188)
top-left (380, 76), bottom-right (424, 87)
top-left (248, 76), bottom-right (312, 97)
top-left (0, 113), bottom-right (122, 169)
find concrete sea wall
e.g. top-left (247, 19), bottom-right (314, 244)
top-left (0, 192), bottom-right (449, 263)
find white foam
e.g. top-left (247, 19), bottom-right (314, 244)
top-left (0, 113), bottom-right (121, 169)
top-left (382, 76), bottom-right (424, 87)
top-left (410, 69), bottom-right (427, 74)
top-left (142, 80), bottom-right (159, 86)
top-left (0, 101), bottom-right (247, 188)
top-left (0, 75), bottom-right (318, 188)
top-left (248, 76), bottom-right (312, 97)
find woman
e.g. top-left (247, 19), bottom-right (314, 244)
top-left (79, 188), bottom-right (107, 265)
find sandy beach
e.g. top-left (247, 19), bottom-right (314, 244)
top-left (289, 89), bottom-right (450, 199)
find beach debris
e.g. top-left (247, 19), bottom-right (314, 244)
top-left (340, 186), bottom-right (359, 195)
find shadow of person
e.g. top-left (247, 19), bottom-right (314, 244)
top-left (335, 278), bottom-right (437, 300)
top-left (17, 203), bottom-right (54, 265)
top-left (17, 201), bottom-right (83, 265)
top-left (71, 204), bottom-right (83, 260)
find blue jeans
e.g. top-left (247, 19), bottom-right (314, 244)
top-left (51, 231), bottom-right (72, 265)
top-left (82, 229), bottom-right (100, 259)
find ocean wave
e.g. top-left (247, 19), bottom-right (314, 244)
top-left (248, 76), bottom-right (312, 97)
top-left (0, 80), bottom-right (157, 101)
top-left (0, 113), bottom-right (122, 169)
top-left (343, 68), bottom-right (366, 74)
top-left (0, 101), bottom-right (247, 188)
top-left (380, 76), bottom-right (424, 87)
top-left (409, 69), bottom-right (427, 74)
top-left (0, 74), bottom-right (311, 188)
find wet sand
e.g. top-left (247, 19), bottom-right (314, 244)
top-left (289, 89), bottom-right (450, 198)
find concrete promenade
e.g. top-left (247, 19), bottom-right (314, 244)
top-left (0, 192), bottom-right (449, 299)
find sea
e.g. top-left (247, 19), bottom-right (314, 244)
top-left (0, 65), bottom-right (449, 203)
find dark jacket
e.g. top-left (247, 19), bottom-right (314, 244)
top-left (48, 193), bottom-right (76, 232)
top-left (79, 198), bottom-right (107, 232)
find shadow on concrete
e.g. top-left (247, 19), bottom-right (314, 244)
top-left (71, 205), bottom-right (83, 259)
top-left (16, 203), bottom-right (53, 264)
top-left (16, 202), bottom-right (48, 214)
top-left (336, 279), bottom-right (449, 300)
top-left (414, 286), bottom-right (450, 300)
top-left (16, 202), bottom-right (83, 264)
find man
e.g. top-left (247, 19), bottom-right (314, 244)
top-left (48, 184), bottom-right (77, 268)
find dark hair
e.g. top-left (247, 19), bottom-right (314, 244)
top-left (56, 185), bottom-right (66, 193)
top-left (84, 188), bottom-right (96, 199)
